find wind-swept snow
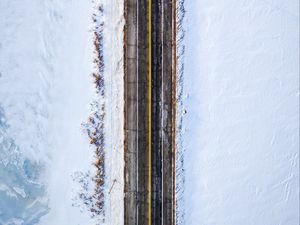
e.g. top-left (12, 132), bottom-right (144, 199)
top-left (0, 0), bottom-right (124, 224)
top-left (181, 0), bottom-right (299, 224)
top-left (36, 1), bottom-right (96, 224)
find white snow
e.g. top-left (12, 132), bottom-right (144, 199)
top-left (102, 0), bottom-right (125, 224)
top-left (37, 0), bottom-right (96, 224)
top-left (0, 0), bottom-right (99, 224)
top-left (1, 0), bottom-right (125, 224)
top-left (181, 0), bottom-right (299, 224)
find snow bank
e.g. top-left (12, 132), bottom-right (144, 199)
top-left (182, 0), bottom-right (299, 224)
top-left (101, 0), bottom-right (125, 224)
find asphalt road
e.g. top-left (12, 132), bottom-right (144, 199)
top-left (124, 0), bottom-right (176, 224)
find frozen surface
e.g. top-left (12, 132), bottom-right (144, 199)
top-left (182, 0), bottom-right (299, 224)
top-left (0, 0), bottom-right (104, 224)
top-left (0, 0), bottom-right (124, 224)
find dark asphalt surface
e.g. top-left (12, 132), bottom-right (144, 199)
top-left (124, 0), bottom-right (175, 224)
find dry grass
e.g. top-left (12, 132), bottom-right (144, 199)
top-left (80, 3), bottom-right (106, 224)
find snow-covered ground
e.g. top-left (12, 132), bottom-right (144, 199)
top-left (181, 0), bottom-right (299, 224)
top-left (0, 0), bottom-right (124, 224)
top-left (102, 0), bottom-right (125, 224)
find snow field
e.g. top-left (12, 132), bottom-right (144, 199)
top-left (181, 0), bottom-right (299, 224)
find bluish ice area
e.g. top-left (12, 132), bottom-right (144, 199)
top-left (0, 106), bottom-right (49, 225)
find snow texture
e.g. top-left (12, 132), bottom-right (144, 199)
top-left (181, 0), bottom-right (299, 224)
top-left (0, 0), bottom-right (124, 225)
top-left (0, 0), bottom-right (124, 224)
top-left (101, 0), bottom-right (125, 224)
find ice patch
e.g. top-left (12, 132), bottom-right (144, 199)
top-left (0, 106), bottom-right (49, 225)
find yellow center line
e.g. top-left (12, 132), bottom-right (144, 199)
top-left (148, 0), bottom-right (152, 224)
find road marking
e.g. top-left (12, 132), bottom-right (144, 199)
top-left (148, 0), bottom-right (152, 223)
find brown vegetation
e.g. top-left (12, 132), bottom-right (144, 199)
top-left (79, 3), bottom-right (106, 224)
